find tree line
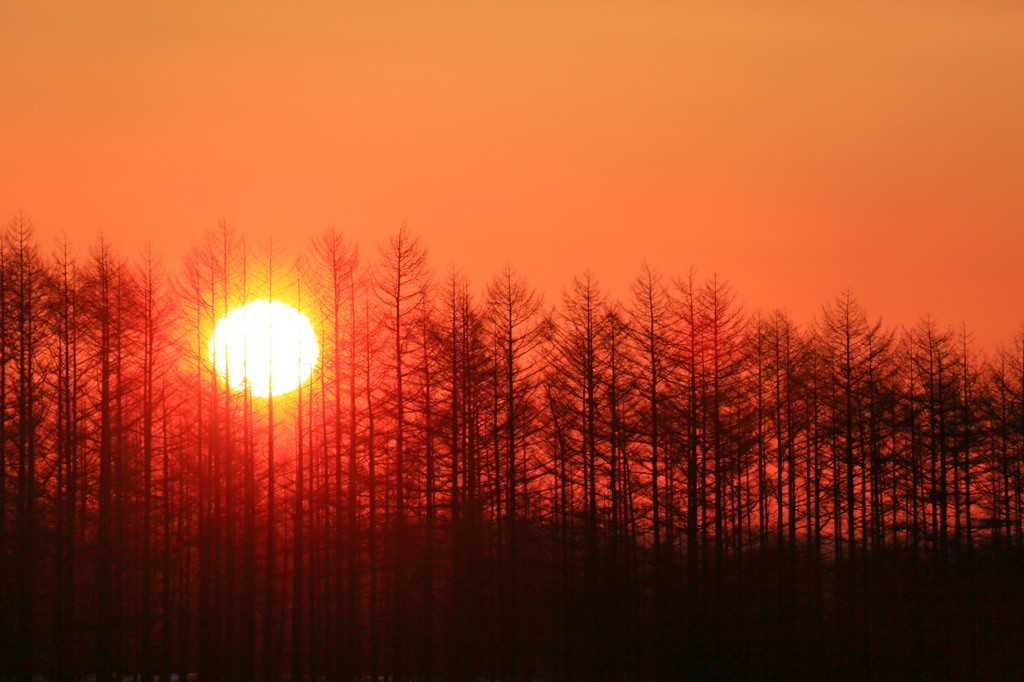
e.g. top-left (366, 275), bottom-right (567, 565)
top-left (3, 212), bottom-right (1024, 680)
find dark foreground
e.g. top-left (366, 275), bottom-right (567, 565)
top-left (5, 547), bottom-right (1024, 681)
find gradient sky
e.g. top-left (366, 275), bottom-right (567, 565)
top-left (3, 1), bottom-right (1022, 350)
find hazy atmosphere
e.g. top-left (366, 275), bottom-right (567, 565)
top-left (4, 2), bottom-right (1024, 680)
top-left (3, 0), bottom-right (1022, 348)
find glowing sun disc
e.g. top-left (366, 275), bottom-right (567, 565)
top-left (208, 300), bottom-right (319, 398)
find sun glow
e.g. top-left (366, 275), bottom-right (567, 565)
top-left (208, 300), bottom-right (319, 398)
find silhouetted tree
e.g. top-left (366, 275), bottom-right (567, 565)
top-left (485, 262), bottom-right (547, 677)
top-left (4, 213), bottom-right (1024, 680)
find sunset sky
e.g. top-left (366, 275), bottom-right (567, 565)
top-left (3, 1), bottom-right (1022, 350)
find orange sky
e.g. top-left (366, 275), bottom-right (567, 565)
top-left (2, 1), bottom-right (1022, 351)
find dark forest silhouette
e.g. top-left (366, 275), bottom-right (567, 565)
top-left (3, 212), bottom-right (1024, 680)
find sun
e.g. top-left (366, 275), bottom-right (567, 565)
top-left (208, 300), bottom-right (319, 398)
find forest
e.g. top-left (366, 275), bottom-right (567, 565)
top-left (3, 211), bottom-right (1024, 681)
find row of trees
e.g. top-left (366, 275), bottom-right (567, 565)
top-left (3, 213), bottom-right (1024, 680)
